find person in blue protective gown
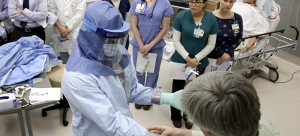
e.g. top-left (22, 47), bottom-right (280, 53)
top-left (129, 0), bottom-right (174, 110)
top-left (61, 1), bottom-right (160, 136)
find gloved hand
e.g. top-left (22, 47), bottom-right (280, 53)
top-left (160, 90), bottom-right (184, 111)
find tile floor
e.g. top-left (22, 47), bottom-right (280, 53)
top-left (1, 47), bottom-right (300, 136)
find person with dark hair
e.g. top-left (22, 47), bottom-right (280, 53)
top-left (149, 71), bottom-right (280, 136)
top-left (169, 0), bottom-right (218, 129)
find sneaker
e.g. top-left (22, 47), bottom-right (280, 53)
top-left (184, 121), bottom-right (193, 129)
top-left (142, 105), bottom-right (152, 110)
top-left (172, 120), bottom-right (182, 128)
top-left (135, 104), bottom-right (142, 109)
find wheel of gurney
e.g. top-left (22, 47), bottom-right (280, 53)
top-left (42, 111), bottom-right (47, 117)
top-left (63, 120), bottom-right (69, 126)
top-left (268, 68), bottom-right (279, 82)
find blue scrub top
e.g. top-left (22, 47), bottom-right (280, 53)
top-left (129, 0), bottom-right (174, 49)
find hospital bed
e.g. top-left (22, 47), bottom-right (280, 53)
top-left (232, 26), bottom-right (299, 82)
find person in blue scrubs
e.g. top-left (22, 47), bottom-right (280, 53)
top-left (129, 0), bottom-right (174, 110)
top-left (61, 1), bottom-right (159, 136)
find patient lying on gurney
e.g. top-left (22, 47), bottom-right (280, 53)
top-left (232, 0), bottom-right (280, 59)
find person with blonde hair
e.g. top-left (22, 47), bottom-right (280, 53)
top-left (208, 0), bottom-right (243, 65)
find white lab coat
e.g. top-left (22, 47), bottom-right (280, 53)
top-left (48, 0), bottom-right (86, 53)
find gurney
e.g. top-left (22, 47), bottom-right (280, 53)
top-left (231, 26), bottom-right (299, 82)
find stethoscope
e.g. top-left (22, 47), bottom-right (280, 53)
top-left (140, 0), bottom-right (157, 18)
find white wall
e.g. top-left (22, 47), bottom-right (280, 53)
top-left (274, 0), bottom-right (300, 58)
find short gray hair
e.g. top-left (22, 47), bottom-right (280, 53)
top-left (181, 72), bottom-right (260, 136)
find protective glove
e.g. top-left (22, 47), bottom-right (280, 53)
top-left (159, 90), bottom-right (184, 111)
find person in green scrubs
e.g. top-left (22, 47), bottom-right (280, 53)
top-left (169, 0), bottom-right (218, 129)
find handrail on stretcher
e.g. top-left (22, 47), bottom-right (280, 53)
top-left (235, 26), bottom-right (299, 61)
top-left (241, 29), bottom-right (285, 41)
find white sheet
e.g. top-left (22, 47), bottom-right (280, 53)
top-left (232, 2), bottom-right (270, 36)
top-left (232, 2), bottom-right (280, 60)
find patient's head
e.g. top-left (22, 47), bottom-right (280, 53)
top-left (243, 0), bottom-right (256, 5)
top-left (181, 72), bottom-right (261, 136)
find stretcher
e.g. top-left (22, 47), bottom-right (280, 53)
top-left (232, 26), bottom-right (299, 82)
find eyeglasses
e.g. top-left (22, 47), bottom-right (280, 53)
top-left (188, 0), bottom-right (204, 6)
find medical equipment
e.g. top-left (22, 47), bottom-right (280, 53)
top-left (139, 0), bottom-right (157, 18)
top-left (14, 87), bottom-right (26, 98)
top-left (232, 26), bottom-right (299, 82)
top-left (17, 98), bottom-right (30, 108)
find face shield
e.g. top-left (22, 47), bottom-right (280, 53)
top-left (83, 18), bottom-right (129, 67)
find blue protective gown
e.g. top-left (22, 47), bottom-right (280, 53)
top-left (0, 36), bottom-right (58, 86)
top-left (61, 61), bottom-right (153, 136)
top-left (61, 1), bottom-right (155, 135)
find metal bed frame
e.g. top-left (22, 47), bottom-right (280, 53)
top-left (232, 26), bottom-right (299, 82)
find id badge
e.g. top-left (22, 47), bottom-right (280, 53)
top-left (135, 4), bottom-right (145, 14)
top-left (194, 28), bottom-right (204, 38)
top-left (232, 24), bottom-right (239, 33)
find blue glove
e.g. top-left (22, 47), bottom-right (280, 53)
top-left (160, 90), bottom-right (184, 111)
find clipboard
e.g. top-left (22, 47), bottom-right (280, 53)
top-left (136, 52), bottom-right (157, 74)
top-left (204, 58), bottom-right (232, 73)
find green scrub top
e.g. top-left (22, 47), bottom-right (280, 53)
top-left (171, 10), bottom-right (218, 70)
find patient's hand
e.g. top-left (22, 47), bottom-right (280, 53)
top-left (241, 37), bottom-right (257, 53)
top-left (241, 46), bottom-right (251, 53)
top-left (148, 126), bottom-right (192, 136)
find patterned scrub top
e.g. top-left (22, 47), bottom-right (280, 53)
top-left (208, 13), bottom-right (243, 59)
